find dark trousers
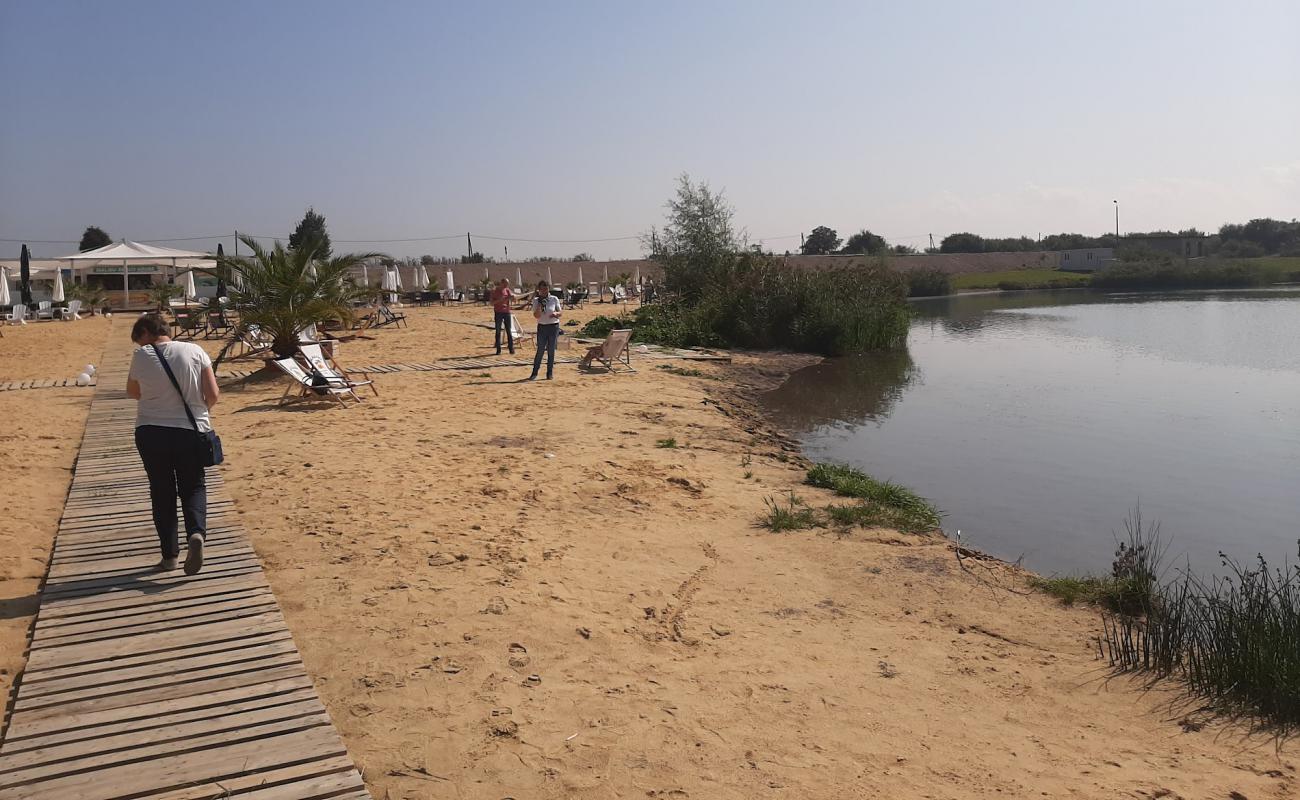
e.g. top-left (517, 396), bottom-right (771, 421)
top-left (135, 425), bottom-right (208, 558)
top-left (531, 322), bottom-right (559, 378)
top-left (494, 311), bottom-right (515, 354)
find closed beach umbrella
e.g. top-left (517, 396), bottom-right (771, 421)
top-left (483, 265), bottom-right (489, 281)
top-left (361, 262), bottom-right (369, 287)
top-left (577, 265), bottom-right (584, 287)
top-left (20, 244), bottom-right (32, 306)
top-left (0, 266), bottom-right (10, 306)
top-left (418, 263), bottom-right (430, 289)
top-left (634, 264), bottom-right (641, 287)
top-left (215, 243), bottom-right (227, 297)
top-left (52, 266), bottom-right (65, 302)
top-left (393, 267), bottom-right (403, 291)
top-left (445, 269), bottom-right (455, 296)
top-left (547, 265), bottom-right (553, 288)
top-left (515, 265), bottom-right (522, 288)
top-left (183, 269), bottom-right (197, 300)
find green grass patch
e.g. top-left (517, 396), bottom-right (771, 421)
top-left (761, 493), bottom-right (820, 532)
top-left (655, 438), bottom-right (678, 449)
top-left (806, 463), bottom-right (941, 532)
top-left (952, 269), bottom-right (1091, 291)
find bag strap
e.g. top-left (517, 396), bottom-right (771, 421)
top-left (150, 343), bottom-right (202, 435)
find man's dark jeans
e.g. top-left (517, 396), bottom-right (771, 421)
top-left (494, 311), bottom-right (515, 354)
top-left (531, 322), bottom-right (559, 378)
top-left (135, 425), bottom-right (208, 558)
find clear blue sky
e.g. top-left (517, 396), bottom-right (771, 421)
top-left (3, 0), bottom-right (1297, 259)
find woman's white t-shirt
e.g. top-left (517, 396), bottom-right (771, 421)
top-left (128, 342), bottom-right (213, 432)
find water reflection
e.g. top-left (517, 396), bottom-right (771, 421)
top-left (762, 289), bottom-right (1300, 575)
top-left (763, 347), bottom-right (917, 433)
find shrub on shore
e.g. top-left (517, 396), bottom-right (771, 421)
top-left (906, 268), bottom-right (951, 298)
top-left (805, 462), bottom-right (941, 532)
top-left (1090, 259), bottom-right (1274, 290)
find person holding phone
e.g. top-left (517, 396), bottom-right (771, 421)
top-left (529, 280), bottom-right (562, 380)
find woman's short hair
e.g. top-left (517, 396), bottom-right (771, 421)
top-left (131, 314), bottom-right (170, 342)
top-left (536, 280), bottom-right (549, 289)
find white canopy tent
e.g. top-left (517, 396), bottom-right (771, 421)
top-left (59, 241), bottom-right (215, 308)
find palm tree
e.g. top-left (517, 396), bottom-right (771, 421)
top-left (224, 235), bottom-right (382, 359)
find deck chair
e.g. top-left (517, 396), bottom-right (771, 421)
top-left (57, 300), bottom-right (82, 320)
top-left (579, 329), bottom-right (635, 373)
top-left (509, 314), bottom-right (534, 345)
top-left (229, 324), bottom-right (273, 359)
top-left (297, 342), bottom-right (377, 397)
top-left (373, 304), bottom-right (408, 328)
top-left (5, 305), bottom-right (29, 325)
top-left (35, 301), bottom-right (54, 320)
top-left (205, 307), bottom-right (233, 338)
top-left (172, 310), bottom-right (203, 339)
top-left (272, 357), bottom-right (363, 407)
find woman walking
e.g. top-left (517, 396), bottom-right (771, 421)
top-left (125, 315), bottom-right (220, 574)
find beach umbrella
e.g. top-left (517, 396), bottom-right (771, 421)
top-left (483, 265), bottom-right (489, 281)
top-left (0, 266), bottom-right (10, 306)
top-left (515, 265), bottom-right (522, 288)
top-left (182, 269), bottom-right (197, 301)
top-left (445, 269), bottom-right (455, 297)
top-left (52, 266), bottom-right (65, 303)
top-left (361, 262), bottom-right (369, 287)
top-left (215, 243), bottom-right (227, 297)
top-left (577, 265), bottom-right (584, 287)
top-left (392, 266), bottom-right (403, 291)
top-left (634, 264), bottom-right (641, 287)
top-left (20, 244), bottom-right (32, 306)
top-left (306, 261), bottom-right (317, 280)
top-left (547, 265), bottom-right (553, 288)
top-left (417, 264), bottom-right (430, 289)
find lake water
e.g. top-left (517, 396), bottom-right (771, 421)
top-left (762, 289), bottom-right (1300, 576)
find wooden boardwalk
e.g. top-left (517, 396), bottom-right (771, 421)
top-left (0, 346), bottom-right (372, 799)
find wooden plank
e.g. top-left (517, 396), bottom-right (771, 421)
top-left (0, 355), bottom-right (370, 800)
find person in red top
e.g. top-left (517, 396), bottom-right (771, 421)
top-left (490, 278), bottom-right (515, 354)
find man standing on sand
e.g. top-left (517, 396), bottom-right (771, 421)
top-left (491, 277), bottom-right (515, 355)
top-left (528, 280), bottom-right (562, 381)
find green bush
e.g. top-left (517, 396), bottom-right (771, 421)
top-left (1091, 260), bottom-right (1273, 290)
top-left (577, 315), bottom-right (628, 338)
top-left (906, 268), bottom-right (951, 297)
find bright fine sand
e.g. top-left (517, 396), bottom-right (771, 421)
top-left (3, 305), bottom-right (1297, 798)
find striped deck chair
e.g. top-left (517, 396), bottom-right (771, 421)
top-left (298, 342), bottom-right (378, 397)
top-left (579, 329), bottom-right (635, 373)
top-left (272, 357), bottom-right (363, 407)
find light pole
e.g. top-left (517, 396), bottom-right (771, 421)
top-left (1113, 200), bottom-right (1119, 239)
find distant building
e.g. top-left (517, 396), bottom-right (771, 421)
top-left (1122, 233), bottom-right (1208, 259)
top-left (1057, 248), bottom-right (1114, 272)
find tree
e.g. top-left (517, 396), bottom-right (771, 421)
top-left (288, 207), bottom-right (332, 260)
top-left (840, 229), bottom-right (887, 255)
top-left (939, 232), bottom-right (985, 253)
top-left (420, 255), bottom-right (437, 266)
top-left (225, 235), bottom-right (380, 359)
top-left (461, 252), bottom-right (486, 264)
top-left (646, 174), bottom-right (741, 302)
top-left (891, 244), bottom-right (918, 255)
top-left (573, 252), bottom-right (594, 262)
top-left (801, 226), bottom-right (841, 255)
top-left (79, 226), bottom-right (112, 252)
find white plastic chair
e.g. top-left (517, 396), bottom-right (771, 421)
top-left (5, 305), bottom-right (28, 325)
top-left (35, 301), bottom-right (54, 320)
top-left (58, 300), bottom-right (82, 320)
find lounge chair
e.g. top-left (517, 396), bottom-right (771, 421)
top-left (172, 310), bottom-right (203, 339)
top-left (229, 324), bottom-right (273, 359)
top-left (579, 329), bottom-right (635, 373)
top-left (56, 300), bottom-right (82, 320)
top-left (35, 301), bottom-right (54, 320)
top-left (205, 307), bottom-right (233, 338)
top-left (5, 305), bottom-right (29, 325)
top-left (298, 342), bottom-right (378, 396)
top-left (373, 304), bottom-right (407, 328)
top-left (509, 314), bottom-right (534, 345)
top-left (272, 357), bottom-right (364, 407)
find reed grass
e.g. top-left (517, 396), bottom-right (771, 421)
top-left (762, 493), bottom-right (820, 532)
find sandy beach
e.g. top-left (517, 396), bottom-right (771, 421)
top-left (2, 305), bottom-right (1295, 798)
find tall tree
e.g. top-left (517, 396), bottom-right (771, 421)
top-left (79, 226), bottom-right (112, 252)
top-left (801, 226), bottom-right (842, 255)
top-left (939, 232), bottom-right (985, 253)
top-left (841, 229), bottom-right (887, 255)
top-left (288, 207), bottom-right (332, 260)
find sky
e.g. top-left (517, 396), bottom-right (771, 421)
top-left (2, 0), bottom-right (1297, 260)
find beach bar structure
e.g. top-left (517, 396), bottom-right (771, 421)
top-left (57, 241), bottom-right (217, 309)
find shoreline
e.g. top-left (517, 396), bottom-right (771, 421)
top-left (2, 307), bottom-right (1294, 798)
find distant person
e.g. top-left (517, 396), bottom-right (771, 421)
top-left (125, 315), bottom-right (220, 575)
top-left (490, 277), bottom-right (515, 355)
top-left (529, 280), bottom-right (562, 380)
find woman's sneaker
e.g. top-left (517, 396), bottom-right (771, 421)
top-left (155, 556), bottom-right (178, 572)
top-left (184, 534), bottom-right (205, 575)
